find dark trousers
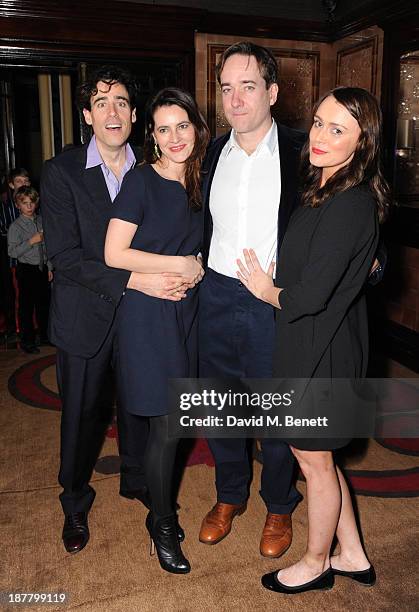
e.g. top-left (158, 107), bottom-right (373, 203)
top-left (0, 235), bottom-right (16, 332)
top-left (199, 268), bottom-right (301, 514)
top-left (57, 321), bottom-right (149, 514)
top-left (16, 262), bottom-right (50, 345)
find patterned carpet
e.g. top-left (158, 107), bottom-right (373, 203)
top-left (8, 353), bottom-right (419, 498)
top-left (1, 347), bottom-right (419, 611)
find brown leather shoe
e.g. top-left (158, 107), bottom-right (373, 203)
top-left (260, 512), bottom-right (292, 558)
top-left (199, 502), bottom-right (246, 545)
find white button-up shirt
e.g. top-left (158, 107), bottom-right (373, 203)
top-left (208, 120), bottom-right (281, 278)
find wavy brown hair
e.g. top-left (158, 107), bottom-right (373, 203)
top-left (301, 87), bottom-right (391, 223)
top-left (143, 88), bottom-right (210, 210)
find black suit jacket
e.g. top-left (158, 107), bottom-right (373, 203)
top-left (201, 123), bottom-right (307, 281)
top-left (41, 144), bottom-right (136, 358)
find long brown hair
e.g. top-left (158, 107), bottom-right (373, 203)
top-left (144, 87), bottom-right (210, 210)
top-left (301, 86), bottom-right (391, 223)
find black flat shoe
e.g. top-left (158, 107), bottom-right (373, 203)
top-left (146, 513), bottom-right (190, 574)
top-left (261, 567), bottom-right (334, 594)
top-left (332, 565), bottom-right (376, 586)
top-left (62, 512), bottom-right (89, 554)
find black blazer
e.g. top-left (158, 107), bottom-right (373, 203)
top-left (41, 145), bottom-right (137, 358)
top-left (201, 123), bottom-right (307, 278)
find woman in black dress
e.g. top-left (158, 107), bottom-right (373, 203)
top-left (105, 88), bottom-right (210, 574)
top-left (236, 87), bottom-right (390, 594)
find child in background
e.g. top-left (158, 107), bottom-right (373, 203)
top-left (7, 186), bottom-right (53, 354)
top-left (0, 168), bottom-right (31, 340)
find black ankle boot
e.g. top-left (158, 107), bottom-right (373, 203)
top-left (146, 511), bottom-right (185, 543)
top-left (146, 513), bottom-right (190, 574)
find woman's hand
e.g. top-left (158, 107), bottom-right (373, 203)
top-left (236, 249), bottom-right (280, 307)
top-left (180, 255), bottom-right (205, 286)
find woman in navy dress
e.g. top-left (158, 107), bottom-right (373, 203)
top-left (105, 88), bottom-right (210, 574)
top-left (236, 87), bottom-right (390, 594)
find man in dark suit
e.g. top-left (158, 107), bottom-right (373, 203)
top-left (198, 42), bottom-right (305, 557)
top-left (41, 66), bottom-right (185, 554)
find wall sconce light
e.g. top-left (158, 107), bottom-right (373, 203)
top-left (396, 118), bottom-right (415, 157)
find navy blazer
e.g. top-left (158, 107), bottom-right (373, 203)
top-left (201, 123), bottom-right (307, 284)
top-left (41, 145), bottom-right (138, 358)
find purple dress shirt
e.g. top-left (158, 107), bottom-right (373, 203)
top-left (85, 136), bottom-right (136, 202)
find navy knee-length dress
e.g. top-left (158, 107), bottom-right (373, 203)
top-left (112, 164), bottom-right (202, 416)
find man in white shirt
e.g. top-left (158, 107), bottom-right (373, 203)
top-left (199, 42), bottom-right (306, 557)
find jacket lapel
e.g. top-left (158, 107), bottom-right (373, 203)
top-left (202, 133), bottom-right (230, 204)
top-left (81, 142), bottom-right (139, 209)
top-left (83, 165), bottom-right (113, 208)
top-left (202, 132), bottom-right (230, 265)
top-left (277, 124), bottom-right (304, 257)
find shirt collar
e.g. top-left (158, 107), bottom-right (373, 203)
top-left (222, 119), bottom-right (277, 158)
top-left (85, 135), bottom-right (136, 169)
top-left (18, 213), bottom-right (38, 224)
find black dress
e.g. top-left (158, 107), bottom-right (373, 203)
top-left (273, 186), bottom-right (379, 450)
top-left (112, 164), bottom-right (202, 416)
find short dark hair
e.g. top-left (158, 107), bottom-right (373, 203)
top-left (8, 167), bottom-right (29, 183)
top-left (215, 42), bottom-right (278, 89)
top-left (76, 65), bottom-right (140, 111)
top-left (15, 185), bottom-right (39, 204)
top-left (144, 87), bottom-right (210, 210)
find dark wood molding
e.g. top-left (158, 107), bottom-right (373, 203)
top-left (0, 1), bottom-right (202, 58)
top-left (0, 41), bottom-right (194, 66)
top-left (0, 0), bottom-right (332, 45)
top-left (371, 319), bottom-right (419, 373)
top-left (0, 0), bottom-right (417, 58)
top-left (207, 45), bottom-right (224, 136)
top-left (0, 0), bottom-right (202, 28)
top-left (331, 0), bottom-right (419, 40)
top-left (198, 13), bottom-right (330, 43)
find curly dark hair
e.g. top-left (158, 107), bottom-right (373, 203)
top-left (143, 87), bottom-right (210, 210)
top-left (300, 86), bottom-right (391, 223)
top-left (76, 65), bottom-right (140, 111)
top-left (215, 41), bottom-right (278, 89)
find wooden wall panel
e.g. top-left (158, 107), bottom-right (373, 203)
top-left (334, 27), bottom-right (384, 97)
top-left (336, 39), bottom-right (379, 94)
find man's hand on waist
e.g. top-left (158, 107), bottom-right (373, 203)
top-left (126, 272), bottom-right (188, 301)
